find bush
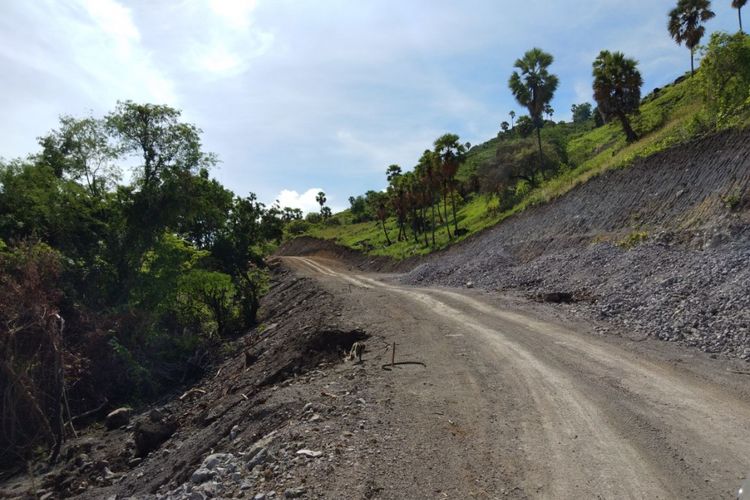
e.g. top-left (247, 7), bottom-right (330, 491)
top-left (699, 32), bottom-right (750, 125)
top-left (176, 269), bottom-right (239, 338)
top-left (305, 212), bottom-right (322, 224)
top-left (287, 219), bottom-right (310, 235)
top-left (0, 242), bottom-right (65, 465)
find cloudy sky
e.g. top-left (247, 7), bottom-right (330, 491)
top-left (0, 0), bottom-right (741, 212)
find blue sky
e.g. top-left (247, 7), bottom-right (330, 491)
top-left (0, 0), bottom-right (742, 212)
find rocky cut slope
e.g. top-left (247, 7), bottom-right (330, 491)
top-left (404, 130), bottom-right (750, 358)
top-left (0, 263), bottom-right (381, 499)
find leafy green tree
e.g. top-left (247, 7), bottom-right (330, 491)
top-left (733, 0), bottom-right (747, 32)
top-left (571, 103), bottom-right (593, 123)
top-left (500, 121), bottom-right (510, 133)
top-left (592, 50), bottom-right (644, 142)
top-left (515, 115), bottom-right (535, 138)
top-left (36, 116), bottom-right (120, 196)
top-left (508, 48), bottom-right (559, 172)
top-left (177, 170), bottom-right (234, 249)
top-left (281, 207), bottom-right (303, 222)
top-left (668, 0), bottom-right (716, 75)
top-left (479, 139), bottom-right (563, 199)
top-left (106, 101), bottom-right (218, 261)
top-left (698, 31), bottom-right (750, 121)
top-left (177, 269), bottom-right (239, 338)
top-left (348, 195), bottom-right (369, 223)
top-left (320, 206), bottom-right (333, 220)
top-left (106, 101), bottom-right (216, 190)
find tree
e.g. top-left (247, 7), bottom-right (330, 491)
top-left (734, 0), bottom-right (747, 32)
top-left (106, 101), bottom-right (215, 190)
top-left (508, 48), bottom-right (559, 174)
top-left (36, 116), bottom-right (120, 196)
top-left (415, 149), bottom-right (439, 246)
top-left (386, 164), bottom-right (402, 182)
top-left (500, 121), bottom-right (510, 133)
top-left (515, 115), bottom-right (535, 138)
top-left (509, 110), bottom-right (516, 128)
top-left (434, 133), bottom-right (466, 235)
top-left (571, 103), bottom-right (593, 123)
top-left (315, 191), bottom-right (329, 219)
top-left (698, 31), bottom-right (750, 121)
top-left (592, 50), bottom-right (644, 143)
top-left (366, 191), bottom-right (392, 245)
top-left (668, 0), bottom-right (716, 75)
top-left (479, 139), bottom-right (563, 200)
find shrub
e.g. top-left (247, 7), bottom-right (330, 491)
top-left (305, 212), bottom-right (322, 224)
top-left (287, 219), bottom-right (310, 235)
top-left (0, 242), bottom-right (65, 465)
top-left (699, 32), bottom-right (750, 125)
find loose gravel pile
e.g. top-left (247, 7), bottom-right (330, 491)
top-left (405, 230), bottom-right (750, 359)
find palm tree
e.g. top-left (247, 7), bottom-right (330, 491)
top-left (668, 0), bottom-right (716, 75)
top-left (434, 133), bottom-right (466, 236)
top-left (509, 110), bottom-right (516, 129)
top-left (592, 50), bottom-right (644, 143)
top-left (500, 121), bottom-right (510, 133)
top-left (416, 150), bottom-right (438, 247)
top-left (508, 48), bottom-right (559, 176)
top-left (386, 164), bottom-right (402, 183)
top-left (315, 191), bottom-right (326, 217)
top-left (734, 0), bottom-right (747, 32)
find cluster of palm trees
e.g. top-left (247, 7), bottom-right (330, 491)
top-left (509, 0), bottom-right (740, 155)
top-left (373, 134), bottom-right (467, 248)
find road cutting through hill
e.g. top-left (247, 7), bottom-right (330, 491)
top-left (284, 255), bottom-right (750, 499)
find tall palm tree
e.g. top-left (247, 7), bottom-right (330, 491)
top-left (434, 133), bottom-right (466, 235)
top-left (509, 110), bottom-right (516, 129)
top-left (592, 50), bottom-right (643, 143)
top-left (386, 164), bottom-right (402, 183)
top-left (734, 0), bottom-right (747, 32)
top-left (508, 48), bottom-right (559, 174)
top-left (668, 0), bottom-right (716, 75)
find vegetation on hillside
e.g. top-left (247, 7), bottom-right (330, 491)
top-left (0, 103), bottom-right (302, 467)
top-left (305, 26), bottom-right (750, 259)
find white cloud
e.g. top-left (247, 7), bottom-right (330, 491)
top-left (208, 0), bottom-right (258, 30)
top-left (276, 188), bottom-right (327, 214)
top-left (185, 0), bottom-right (274, 78)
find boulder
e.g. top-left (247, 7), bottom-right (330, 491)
top-left (134, 419), bottom-right (177, 457)
top-left (105, 408), bottom-right (132, 430)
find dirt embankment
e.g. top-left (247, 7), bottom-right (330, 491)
top-left (0, 264), bottom-right (380, 499)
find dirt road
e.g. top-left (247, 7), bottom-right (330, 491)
top-left (284, 256), bottom-right (750, 499)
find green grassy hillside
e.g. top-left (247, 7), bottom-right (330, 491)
top-left (303, 68), bottom-right (747, 260)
